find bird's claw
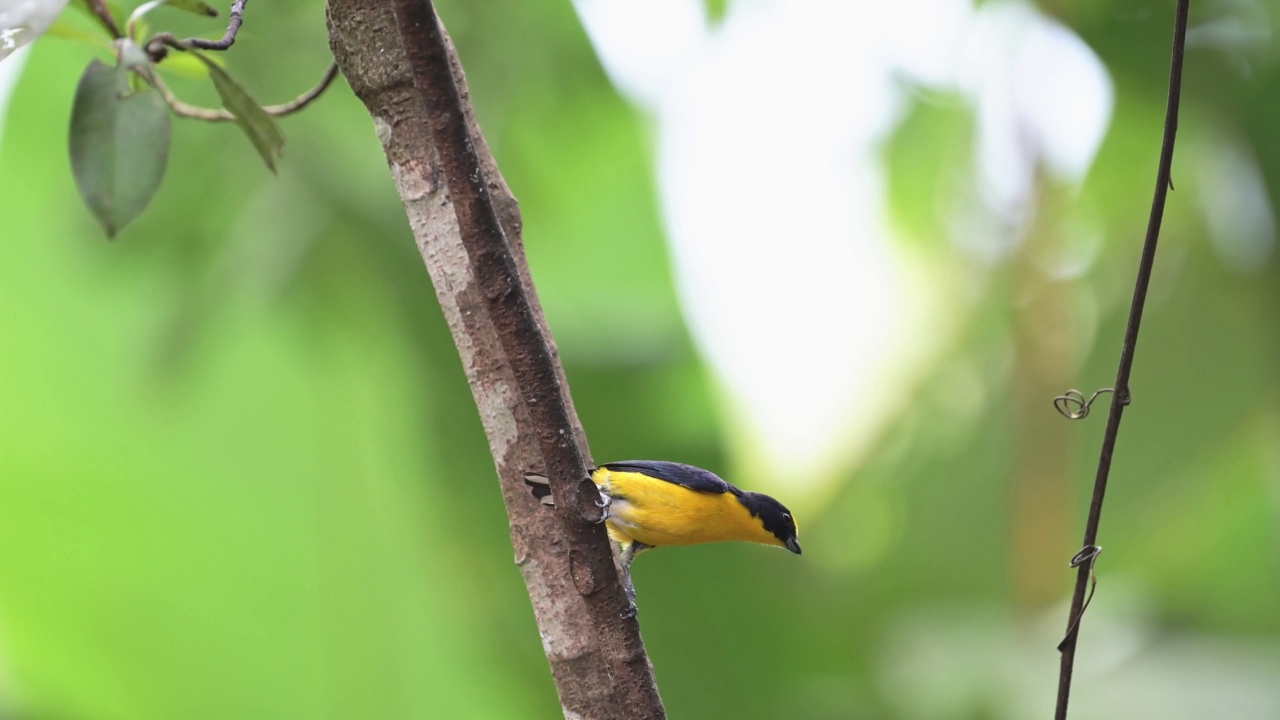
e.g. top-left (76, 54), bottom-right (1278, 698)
top-left (593, 493), bottom-right (611, 524)
top-left (619, 601), bottom-right (638, 619)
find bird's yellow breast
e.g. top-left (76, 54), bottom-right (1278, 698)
top-left (593, 467), bottom-right (781, 550)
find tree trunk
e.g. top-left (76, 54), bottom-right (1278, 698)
top-left (324, 2), bottom-right (666, 718)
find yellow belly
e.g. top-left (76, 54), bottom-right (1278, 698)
top-left (594, 467), bottom-right (774, 549)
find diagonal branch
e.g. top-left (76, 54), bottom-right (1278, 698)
top-left (325, 1), bottom-right (666, 717)
top-left (1053, 1), bottom-right (1191, 717)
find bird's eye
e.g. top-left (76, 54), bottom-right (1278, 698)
top-left (783, 513), bottom-right (791, 521)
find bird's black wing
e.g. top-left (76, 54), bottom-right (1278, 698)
top-left (600, 461), bottom-right (734, 495)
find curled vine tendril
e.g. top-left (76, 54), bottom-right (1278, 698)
top-left (1053, 388), bottom-right (1117, 420)
top-left (1058, 545), bottom-right (1103, 651)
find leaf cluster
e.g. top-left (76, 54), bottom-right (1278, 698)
top-left (60, 0), bottom-right (283, 236)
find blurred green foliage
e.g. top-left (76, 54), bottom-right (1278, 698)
top-left (1, 1), bottom-right (1278, 719)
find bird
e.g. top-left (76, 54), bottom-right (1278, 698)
top-left (523, 460), bottom-right (801, 616)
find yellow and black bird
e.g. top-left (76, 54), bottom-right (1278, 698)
top-left (524, 460), bottom-right (801, 615)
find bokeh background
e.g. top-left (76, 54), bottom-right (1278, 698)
top-left (2, 0), bottom-right (1279, 717)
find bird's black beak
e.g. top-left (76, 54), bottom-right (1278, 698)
top-left (786, 537), bottom-right (802, 555)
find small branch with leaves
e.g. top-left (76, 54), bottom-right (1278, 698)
top-left (47, 0), bottom-right (340, 236)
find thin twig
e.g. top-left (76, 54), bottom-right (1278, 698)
top-left (1053, 1), bottom-right (1190, 718)
top-left (144, 32), bottom-right (184, 61)
top-left (188, 0), bottom-right (247, 50)
top-left (144, 0), bottom-right (246, 62)
top-left (388, 0), bottom-right (666, 717)
top-left (82, 0), bottom-right (122, 38)
top-left (150, 62), bottom-right (340, 121)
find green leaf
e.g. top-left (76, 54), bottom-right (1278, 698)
top-left (190, 49), bottom-right (284, 173)
top-left (45, 17), bottom-right (113, 49)
top-left (68, 58), bottom-right (172, 237)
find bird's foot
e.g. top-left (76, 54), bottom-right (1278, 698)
top-left (619, 563), bottom-right (639, 619)
top-left (593, 492), bottom-right (611, 524)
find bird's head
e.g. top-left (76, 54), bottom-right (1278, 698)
top-left (741, 491), bottom-right (802, 555)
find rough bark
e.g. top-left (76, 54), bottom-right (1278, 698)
top-left (324, 2), bottom-right (665, 718)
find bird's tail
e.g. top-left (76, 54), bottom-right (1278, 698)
top-left (522, 472), bottom-right (556, 507)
